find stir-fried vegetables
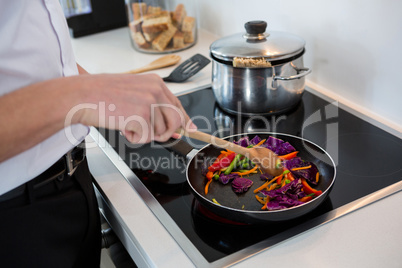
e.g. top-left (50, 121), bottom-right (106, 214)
top-left (208, 152), bottom-right (236, 172)
top-left (284, 157), bottom-right (319, 185)
top-left (203, 135), bottom-right (323, 211)
top-left (232, 177), bottom-right (253, 193)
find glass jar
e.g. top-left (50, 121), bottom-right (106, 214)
top-left (126, 0), bottom-right (197, 54)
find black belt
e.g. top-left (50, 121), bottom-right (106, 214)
top-left (0, 141), bottom-right (86, 203)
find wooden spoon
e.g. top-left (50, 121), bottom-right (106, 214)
top-left (177, 128), bottom-right (282, 176)
top-left (124, 55), bottom-right (181, 74)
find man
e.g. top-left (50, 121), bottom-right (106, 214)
top-left (0, 0), bottom-right (196, 267)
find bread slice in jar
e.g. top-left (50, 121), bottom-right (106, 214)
top-left (152, 24), bottom-right (178, 51)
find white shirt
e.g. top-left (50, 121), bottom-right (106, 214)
top-left (0, 0), bottom-right (89, 195)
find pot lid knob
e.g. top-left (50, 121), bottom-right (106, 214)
top-left (244, 21), bottom-right (267, 35)
top-left (243, 21), bottom-right (269, 40)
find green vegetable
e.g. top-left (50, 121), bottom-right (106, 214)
top-left (238, 157), bottom-right (250, 169)
top-left (213, 174), bottom-right (220, 180)
top-left (275, 159), bottom-right (282, 169)
top-left (224, 154), bottom-right (242, 175)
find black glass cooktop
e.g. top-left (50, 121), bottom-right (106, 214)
top-left (98, 88), bottom-right (402, 265)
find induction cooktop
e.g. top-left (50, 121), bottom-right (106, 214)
top-left (97, 87), bottom-right (402, 267)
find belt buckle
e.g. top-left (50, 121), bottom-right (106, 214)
top-left (65, 151), bottom-right (77, 176)
top-left (65, 144), bottom-right (86, 176)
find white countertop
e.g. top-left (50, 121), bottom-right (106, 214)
top-left (72, 27), bottom-right (402, 268)
top-left (71, 27), bottom-right (213, 96)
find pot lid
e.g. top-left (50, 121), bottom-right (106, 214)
top-left (210, 21), bottom-right (306, 62)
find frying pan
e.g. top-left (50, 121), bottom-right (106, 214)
top-left (165, 132), bottom-right (336, 224)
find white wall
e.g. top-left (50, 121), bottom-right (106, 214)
top-left (197, 0), bottom-right (402, 134)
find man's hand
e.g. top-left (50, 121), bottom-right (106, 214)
top-left (75, 73), bottom-right (197, 143)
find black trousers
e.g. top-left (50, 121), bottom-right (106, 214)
top-left (0, 158), bottom-right (101, 267)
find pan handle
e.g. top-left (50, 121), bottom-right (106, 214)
top-left (156, 138), bottom-right (198, 161)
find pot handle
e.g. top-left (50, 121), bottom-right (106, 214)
top-left (273, 67), bottom-right (311, 81)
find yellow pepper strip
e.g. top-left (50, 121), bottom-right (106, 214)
top-left (291, 165), bottom-right (312, 171)
top-left (212, 198), bottom-right (221, 205)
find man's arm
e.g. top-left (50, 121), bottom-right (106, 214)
top-left (0, 73), bottom-right (196, 163)
top-left (77, 64), bottom-right (88, 75)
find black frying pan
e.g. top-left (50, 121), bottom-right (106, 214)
top-left (166, 132), bottom-right (336, 224)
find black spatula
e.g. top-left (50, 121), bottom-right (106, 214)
top-left (163, 54), bottom-right (211, 83)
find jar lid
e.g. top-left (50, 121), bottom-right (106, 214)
top-left (210, 21), bottom-right (305, 62)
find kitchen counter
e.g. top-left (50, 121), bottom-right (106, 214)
top-left (71, 27), bottom-right (213, 96)
top-left (72, 28), bottom-right (402, 267)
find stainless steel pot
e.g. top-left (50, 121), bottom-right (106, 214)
top-left (210, 21), bottom-right (311, 116)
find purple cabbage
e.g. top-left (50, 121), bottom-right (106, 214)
top-left (233, 135), bottom-right (296, 156)
top-left (231, 177), bottom-right (253, 193)
top-left (234, 136), bottom-right (250, 147)
top-left (266, 196), bottom-right (305, 211)
top-left (260, 179), bottom-right (305, 199)
top-left (219, 173), bottom-right (240, 185)
top-left (249, 135), bottom-right (262, 146)
top-left (264, 136), bottom-right (296, 156)
top-left (260, 179), bottom-right (306, 210)
top-left (233, 135), bottom-right (263, 148)
top-left (284, 157), bottom-right (319, 185)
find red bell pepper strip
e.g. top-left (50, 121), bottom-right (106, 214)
top-left (301, 178), bottom-right (322, 196)
top-left (208, 153), bottom-right (225, 169)
top-left (208, 152), bottom-right (236, 172)
top-left (286, 171), bottom-right (295, 181)
top-left (276, 173), bottom-right (284, 184)
top-left (278, 151), bottom-right (299, 160)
